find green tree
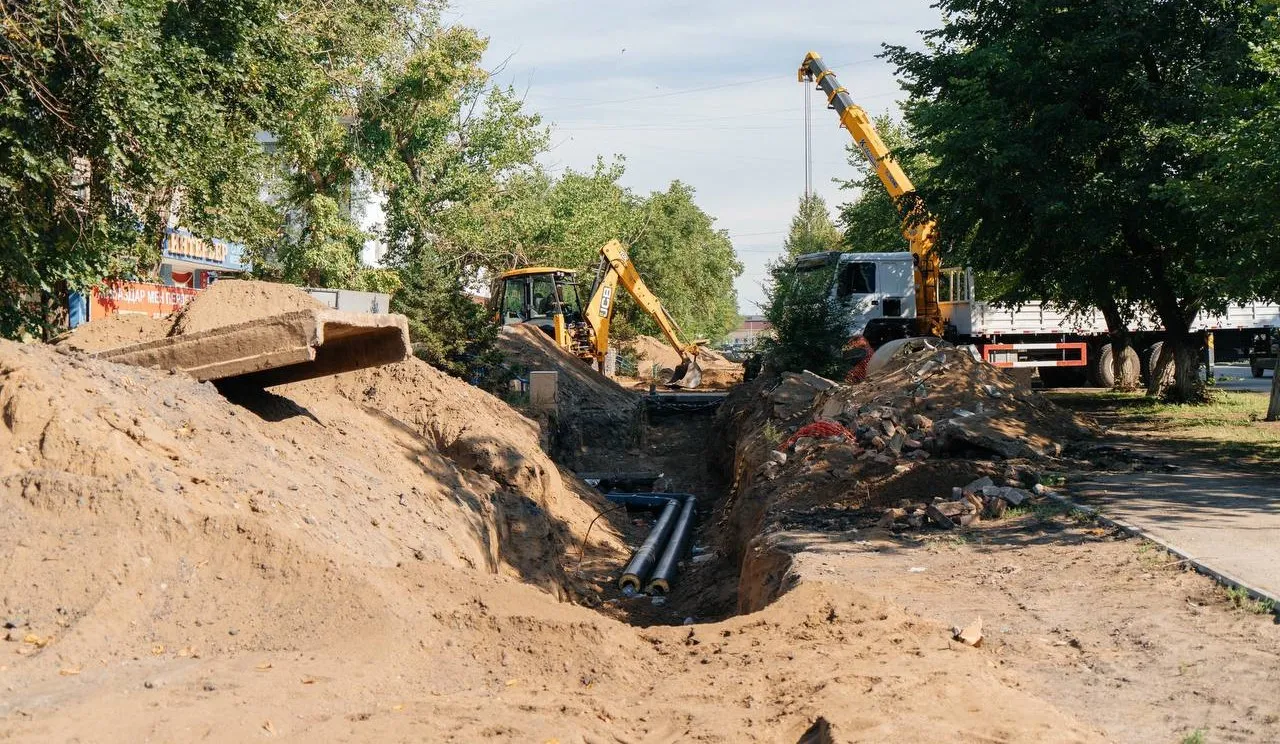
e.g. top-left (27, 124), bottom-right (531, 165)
top-left (783, 194), bottom-right (844, 258)
top-left (621, 182), bottom-right (743, 342)
top-left (761, 258), bottom-right (849, 379)
top-left (0, 0), bottom-right (320, 339)
top-left (886, 0), bottom-right (1274, 402)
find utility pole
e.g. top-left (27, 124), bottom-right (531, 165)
top-left (803, 82), bottom-right (813, 199)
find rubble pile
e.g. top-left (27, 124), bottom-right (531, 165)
top-left (710, 343), bottom-right (1099, 610)
top-left (757, 346), bottom-right (1093, 483)
top-left (876, 475), bottom-right (1036, 530)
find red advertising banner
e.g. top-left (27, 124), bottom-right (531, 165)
top-left (89, 281), bottom-right (198, 321)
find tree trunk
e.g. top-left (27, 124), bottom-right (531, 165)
top-left (1146, 341), bottom-right (1173, 396)
top-left (1267, 361), bottom-right (1280, 421)
top-left (1098, 296), bottom-right (1138, 390)
top-left (1159, 332), bottom-right (1205, 403)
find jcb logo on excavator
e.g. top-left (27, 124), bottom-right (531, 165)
top-left (599, 287), bottom-right (612, 318)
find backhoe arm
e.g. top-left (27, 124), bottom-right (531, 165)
top-left (798, 51), bottom-right (944, 338)
top-left (584, 239), bottom-right (704, 387)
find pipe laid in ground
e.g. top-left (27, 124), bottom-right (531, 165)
top-left (645, 495), bottom-right (697, 595)
top-left (606, 493), bottom-right (696, 593)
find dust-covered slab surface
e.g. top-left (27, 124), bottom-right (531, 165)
top-left (1072, 464), bottom-right (1280, 600)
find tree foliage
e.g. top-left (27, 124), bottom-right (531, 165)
top-left (0, 0), bottom-right (315, 338)
top-left (782, 194), bottom-right (844, 258)
top-left (760, 259), bottom-right (849, 379)
top-left (0, 1), bottom-right (745, 384)
top-left (886, 0), bottom-right (1277, 401)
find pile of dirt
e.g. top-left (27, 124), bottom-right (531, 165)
top-left (495, 324), bottom-right (641, 468)
top-left (628, 334), bottom-right (743, 389)
top-left (170, 280), bottom-right (324, 335)
top-left (710, 344), bottom-right (1097, 613)
top-left (56, 280), bottom-right (327, 354)
top-left (55, 313), bottom-right (175, 353)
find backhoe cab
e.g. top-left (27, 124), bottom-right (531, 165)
top-left (493, 240), bottom-right (704, 388)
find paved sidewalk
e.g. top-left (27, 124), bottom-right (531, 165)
top-left (1072, 467), bottom-right (1280, 601)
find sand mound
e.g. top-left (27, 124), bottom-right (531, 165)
top-left (57, 280), bottom-right (326, 354)
top-left (497, 325), bottom-right (635, 410)
top-left (55, 313), bottom-right (175, 353)
top-left (495, 325), bottom-right (642, 469)
top-left (171, 279), bottom-right (323, 335)
top-left (2, 332), bottom-right (1104, 740)
top-left (628, 334), bottom-right (743, 389)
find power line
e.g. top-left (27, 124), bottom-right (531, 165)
top-left (549, 56), bottom-right (880, 111)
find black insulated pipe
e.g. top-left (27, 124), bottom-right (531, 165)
top-left (645, 495), bottom-right (696, 595)
top-left (606, 493), bottom-right (696, 593)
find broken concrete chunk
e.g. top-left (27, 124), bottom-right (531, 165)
top-left (926, 504), bottom-right (956, 529)
top-left (962, 476), bottom-right (994, 495)
top-left (982, 384), bottom-right (1004, 398)
top-left (877, 508), bottom-right (907, 528)
top-left (909, 414), bottom-right (934, 432)
top-left (818, 396), bottom-right (845, 420)
top-left (906, 513), bottom-right (926, 529)
top-left (953, 618), bottom-right (983, 647)
top-left (995, 486), bottom-right (1029, 506)
top-left (767, 450), bottom-right (787, 465)
top-left (888, 431), bottom-right (906, 454)
top-left (933, 501), bottom-right (970, 518)
top-left (796, 370), bottom-right (838, 392)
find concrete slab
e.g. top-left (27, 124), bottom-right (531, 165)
top-left (1070, 467), bottom-right (1280, 603)
top-left (94, 309), bottom-right (410, 387)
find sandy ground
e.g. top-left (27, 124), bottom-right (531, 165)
top-left (6, 289), bottom-right (1278, 742)
top-left (792, 514), bottom-right (1280, 743)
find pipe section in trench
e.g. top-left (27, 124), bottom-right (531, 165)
top-left (606, 493), bottom-right (697, 594)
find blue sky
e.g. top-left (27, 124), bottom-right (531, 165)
top-left (444, 0), bottom-right (941, 313)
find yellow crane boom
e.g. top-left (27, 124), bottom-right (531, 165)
top-left (798, 51), bottom-right (945, 338)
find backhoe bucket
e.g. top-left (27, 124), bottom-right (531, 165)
top-left (666, 355), bottom-right (703, 389)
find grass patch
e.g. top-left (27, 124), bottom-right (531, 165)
top-left (1223, 585), bottom-right (1277, 615)
top-left (762, 421), bottom-right (784, 448)
top-left (1048, 389), bottom-right (1280, 470)
top-left (1005, 499), bottom-right (1092, 524)
top-left (1180, 729), bottom-right (1206, 744)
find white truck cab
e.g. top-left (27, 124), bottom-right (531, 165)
top-left (794, 251), bottom-right (917, 343)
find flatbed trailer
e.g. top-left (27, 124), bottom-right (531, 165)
top-left (796, 251), bottom-right (1280, 387)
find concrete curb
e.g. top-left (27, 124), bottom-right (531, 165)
top-left (1046, 489), bottom-right (1280, 620)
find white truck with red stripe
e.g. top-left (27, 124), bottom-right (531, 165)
top-left (796, 251), bottom-right (1280, 386)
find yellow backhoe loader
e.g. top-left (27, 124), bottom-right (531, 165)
top-left (493, 240), bottom-right (705, 388)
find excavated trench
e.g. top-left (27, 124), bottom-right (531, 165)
top-left (571, 350), bottom-right (1076, 626)
top-left (565, 385), bottom-right (819, 626)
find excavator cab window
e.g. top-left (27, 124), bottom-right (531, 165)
top-left (500, 277), bottom-right (528, 324)
top-left (558, 281), bottom-right (584, 322)
top-left (530, 276), bottom-right (557, 318)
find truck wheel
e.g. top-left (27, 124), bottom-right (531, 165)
top-left (1092, 344), bottom-right (1140, 389)
top-left (1143, 342), bottom-right (1176, 388)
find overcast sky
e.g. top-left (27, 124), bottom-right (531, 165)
top-left (444, 0), bottom-right (942, 314)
